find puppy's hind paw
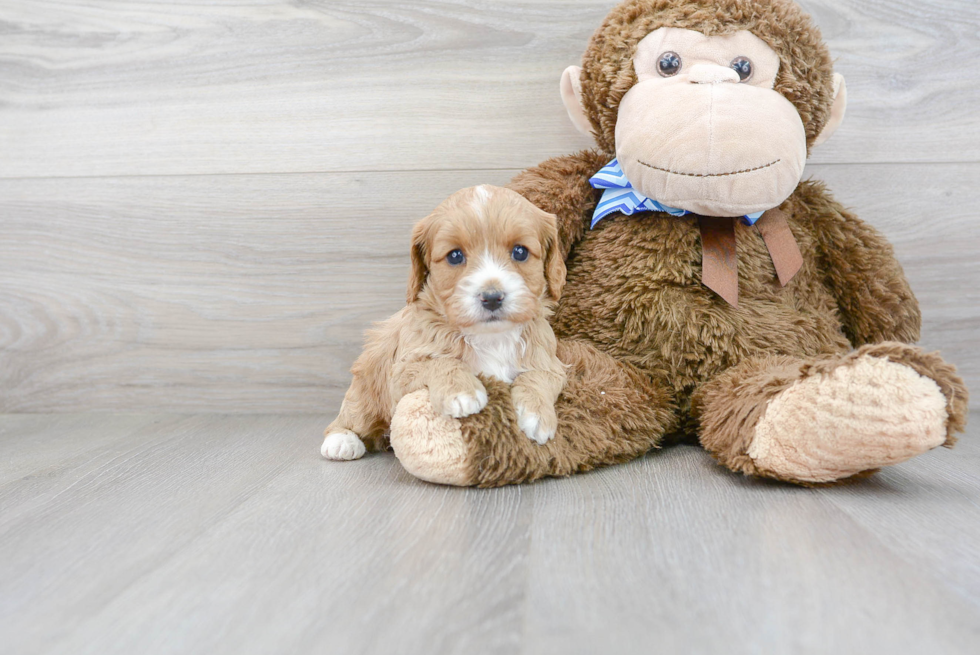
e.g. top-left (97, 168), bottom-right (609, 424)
top-left (516, 404), bottom-right (557, 445)
top-left (444, 387), bottom-right (489, 419)
top-left (321, 430), bottom-right (367, 461)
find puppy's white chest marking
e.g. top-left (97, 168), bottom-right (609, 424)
top-left (464, 328), bottom-right (525, 384)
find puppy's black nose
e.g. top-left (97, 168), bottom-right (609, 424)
top-left (481, 291), bottom-right (505, 312)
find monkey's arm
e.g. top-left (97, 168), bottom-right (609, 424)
top-left (509, 149), bottom-right (608, 258)
top-left (800, 181), bottom-right (921, 346)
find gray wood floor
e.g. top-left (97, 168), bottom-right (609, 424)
top-left (1, 412), bottom-right (979, 654)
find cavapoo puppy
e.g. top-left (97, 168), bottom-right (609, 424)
top-left (321, 185), bottom-right (568, 461)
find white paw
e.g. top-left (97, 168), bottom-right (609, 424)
top-left (516, 404), bottom-right (556, 445)
top-left (321, 430), bottom-right (366, 461)
top-left (444, 387), bottom-right (489, 418)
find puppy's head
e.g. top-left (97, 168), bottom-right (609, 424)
top-left (407, 185), bottom-right (565, 333)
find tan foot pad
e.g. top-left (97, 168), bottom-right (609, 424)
top-left (748, 355), bottom-right (948, 483)
top-left (389, 390), bottom-right (476, 486)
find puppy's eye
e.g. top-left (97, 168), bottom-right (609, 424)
top-left (511, 245), bottom-right (529, 262)
top-left (446, 249), bottom-right (465, 266)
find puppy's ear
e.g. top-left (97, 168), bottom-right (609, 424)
top-left (538, 208), bottom-right (566, 301)
top-left (407, 214), bottom-right (433, 304)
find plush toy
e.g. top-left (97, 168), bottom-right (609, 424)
top-left (386, 0), bottom-right (968, 487)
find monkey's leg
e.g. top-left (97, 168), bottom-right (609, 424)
top-left (693, 343), bottom-right (968, 485)
top-left (388, 340), bottom-right (677, 487)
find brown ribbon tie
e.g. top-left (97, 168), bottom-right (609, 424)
top-left (697, 208), bottom-right (803, 308)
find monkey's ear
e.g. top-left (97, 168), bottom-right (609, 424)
top-left (813, 73), bottom-right (847, 147)
top-left (560, 66), bottom-right (593, 138)
top-left (407, 216), bottom-right (432, 304)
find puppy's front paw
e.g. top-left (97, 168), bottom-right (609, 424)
top-left (444, 385), bottom-right (489, 419)
top-left (321, 430), bottom-right (367, 461)
top-left (515, 402), bottom-right (557, 445)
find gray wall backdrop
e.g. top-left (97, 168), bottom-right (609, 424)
top-left (1, 0), bottom-right (977, 413)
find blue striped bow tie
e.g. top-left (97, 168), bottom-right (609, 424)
top-left (589, 159), bottom-right (765, 228)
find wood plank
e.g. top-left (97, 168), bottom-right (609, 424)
top-left (521, 443), bottom-right (980, 654)
top-left (0, 168), bottom-right (517, 413)
top-left (0, 414), bottom-right (314, 653)
top-left (1, 413), bottom-right (978, 653)
top-left (0, 413), bottom-right (161, 485)
top-left (1, 163), bottom-right (976, 413)
top-left (821, 432), bottom-right (980, 609)
top-left (1, 0), bottom-right (978, 178)
top-left (0, 414), bottom-right (532, 655)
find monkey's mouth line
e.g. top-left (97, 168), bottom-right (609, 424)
top-left (637, 159), bottom-right (781, 178)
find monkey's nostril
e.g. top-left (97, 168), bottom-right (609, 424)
top-left (480, 291), bottom-right (505, 312)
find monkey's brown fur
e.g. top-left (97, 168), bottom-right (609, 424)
top-left (459, 340), bottom-right (676, 486)
top-left (388, 0), bottom-right (968, 487)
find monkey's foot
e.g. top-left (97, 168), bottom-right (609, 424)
top-left (698, 343), bottom-right (968, 484)
top-left (389, 390), bottom-right (476, 486)
top-left (749, 355), bottom-right (948, 482)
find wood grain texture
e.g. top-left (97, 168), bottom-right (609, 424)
top-left (0, 168), bottom-right (512, 413)
top-left (522, 445), bottom-right (980, 654)
top-left (1, 0), bottom-right (978, 179)
top-left (0, 1), bottom-right (977, 412)
top-left (0, 412), bottom-right (978, 654)
top-left (0, 414), bottom-right (532, 655)
top-left (1, 164), bottom-right (976, 413)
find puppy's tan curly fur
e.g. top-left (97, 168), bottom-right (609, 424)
top-left (323, 186), bottom-right (567, 457)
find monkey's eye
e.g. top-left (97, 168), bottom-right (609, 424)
top-left (657, 51), bottom-right (682, 77)
top-left (511, 245), bottom-right (529, 262)
top-left (730, 56), bottom-right (753, 82)
top-left (446, 249), bottom-right (465, 266)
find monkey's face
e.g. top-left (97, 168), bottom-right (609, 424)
top-left (616, 28), bottom-right (805, 217)
top-left (561, 25), bottom-right (846, 218)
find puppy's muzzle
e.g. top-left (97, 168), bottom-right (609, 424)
top-left (480, 290), bottom-right (505, 312)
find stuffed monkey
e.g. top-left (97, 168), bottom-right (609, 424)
top-left (383, 0), bottom-right (968, 486)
